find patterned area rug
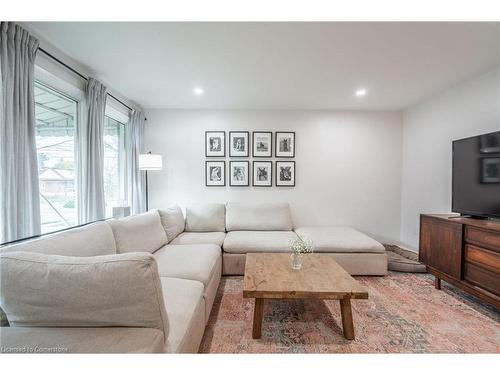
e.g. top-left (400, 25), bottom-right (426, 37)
top-left (199, 273), bottom-right (500, 353)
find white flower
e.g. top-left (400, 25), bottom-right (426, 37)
top-left (289, 236), bottom-right (314, 255)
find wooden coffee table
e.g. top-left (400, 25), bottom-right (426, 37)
top-left (243, 253), bottom-right (369, 340)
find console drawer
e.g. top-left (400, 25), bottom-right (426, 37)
top-left (465, 244), bottom-right (500, 274)
top-left (465, 227), bottom-right (500, 251)
top-left (464, 262), bottom-right (500, 296)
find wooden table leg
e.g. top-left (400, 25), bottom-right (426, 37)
top-left (252, 298), bottom-right (264, 339)
top-left (434, 277), bottom-right (441, 290)
top-left (340, 298), bottom-right (355, 340)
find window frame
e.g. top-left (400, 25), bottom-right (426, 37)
top-left (34, 79), bottom-right (80, 234)
top-left (103, 115), bottom-right (128, 217)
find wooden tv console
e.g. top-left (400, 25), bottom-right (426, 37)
top-left (419, 214), bottom-right (500, 309)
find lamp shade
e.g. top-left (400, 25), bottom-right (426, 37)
top-left (139, 153), bottom-right (163, 171)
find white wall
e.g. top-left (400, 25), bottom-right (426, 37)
top-left (400, 67), bottom-right (500, 250)
top-left (144, 110), bottom-right (403, 243)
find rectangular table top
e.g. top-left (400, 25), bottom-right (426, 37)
top-left (243, 253), bottom-right (369, 299)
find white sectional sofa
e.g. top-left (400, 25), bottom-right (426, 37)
top-left (0, 202), bottom-right (387, 353)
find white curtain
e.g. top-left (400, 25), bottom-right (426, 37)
top-left (126, 109), bottom-right (145, 214)
top-left (78, 78), bottom-right (107, 223)
top-left (0, 22), bottom-right (41, 243)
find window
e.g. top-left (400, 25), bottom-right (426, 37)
top-left (34, 81), bottom-right (78, 233)
top-left (103, 115), bottom-right (126, 218)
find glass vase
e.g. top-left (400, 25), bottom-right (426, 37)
top-left (291, 252), bottom-right (302, 270)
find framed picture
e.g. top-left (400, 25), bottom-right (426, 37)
top-left (480, 133), bottom-right (500, 153)
top-left (229, 161), bottom-right (249, 186)
top-left (229, 131), bottom-right (249, 157)
top-left (480, 158), bottom-right (500, 183)
top-left (276, 161), bottom-right (295, 187)
top-left (205, 131), bottom-right (225, 157)
top-left (253, 161), bottom-right (272, 187)
top-left (275, 132), bottom-right (295, 158)
top-left (205, 161), bottom-right (225, 186)
top-left (252, 131), bottom-right (272, 157)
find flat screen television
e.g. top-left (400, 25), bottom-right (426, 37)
top-left (452, 130), bottom-right (500, 219)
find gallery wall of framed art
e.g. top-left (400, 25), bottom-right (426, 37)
top-left (204, 131), bottom-right (295, 188)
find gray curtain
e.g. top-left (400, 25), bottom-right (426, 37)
top-left (126, 109), bottom-right (145, 214)
top-left (0, 22), bottom-right (41, 243)
top-left (78, 77), bottom-right (107, 223)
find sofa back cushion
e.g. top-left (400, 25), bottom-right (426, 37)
top-left (0, 221), bottom-right (116, 257)
top-left (225, 202), bottom-right (293, 231)
top-left (0, 252), bottom-right (169, 341)
top-left (158, 205), bottom-right (185, 242)
top-left (185, 204), bottom-right (225, 232)
top-left (108, 210), bottom-right (168, 253)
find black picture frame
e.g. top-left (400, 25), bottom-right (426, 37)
top-left (205, 160), bottom-right (226, 186)
top-left (252, 131), bottom-right (272, 158)
top-left (229, 131), bottom-right (250, 157)
top-left (252, 161), bottom-right (272, 187)
top-left (275, 131), bottom-right (295, 158)
top-left (229, 161), bottom-right (250, 186)
top-left (480, 133), bottom-right (500, 154)
top-left (480, 157), bottom-right (500, 184)
top-left (276, 161), bottom-right (296, 187)
top-left (205, 131), bottom-right (226, 157)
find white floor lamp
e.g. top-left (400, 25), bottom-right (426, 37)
top-left (139, 152), bottom-right (163, 211)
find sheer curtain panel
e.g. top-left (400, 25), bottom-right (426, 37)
top-left (126, 109), bottom-right (146, 214)
top-left (0, 22), bottom-right (41, 243)
top-left (78, 78), bottom-right (108, 223)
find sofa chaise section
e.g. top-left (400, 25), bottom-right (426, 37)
top-left (294, 226), bottom-right (387, 275)
top-left (221, 202), bottom-right (387, 276)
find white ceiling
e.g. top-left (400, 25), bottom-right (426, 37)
top-left (27, 22), bottom-right (500, 110)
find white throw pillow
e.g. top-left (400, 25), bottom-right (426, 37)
top-left (108, 210), bottom-right (168, 253)
top-left (0, 252), bottom-right (169, 341)
top-left (185, 204), bottom-right (225, 232)
top-left (158, 205), bottom-right (185, 243)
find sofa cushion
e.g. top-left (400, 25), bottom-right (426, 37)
top-left (185, 204), bottom-right (225, 232)
top-left (161, 277), bottom-right (205, 353)
top-left (225, 202), bottom-right (293, 231)
top-left (169, 232), bottom-right (226, 247)
top-left (158, 205), bottom-right (185, 243)
top-left (223, 231), bottom-right (299, 254)
top-left (0, 326), bottom-right (165, 353)
top-left (153, 244), bottom-right (221, 287)
top-left (108, 210), bottom-right (168, 253)
top-left (294, 226), bottom-right (385, 253)
top-left (0, 221), bottom-right (116, 257)
top-left (0, 252), bottom-right (169, 341)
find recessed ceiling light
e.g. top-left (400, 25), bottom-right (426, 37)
top-left (193, 86), bottom-right (204, 96)
top-left (355, 88), bottom-right (367, 97)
